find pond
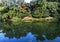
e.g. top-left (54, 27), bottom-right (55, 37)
top-left (0, 21), bottom-right (60, 42)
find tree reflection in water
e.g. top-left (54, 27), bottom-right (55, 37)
top-left (1, 21), bottom-right (60, 41)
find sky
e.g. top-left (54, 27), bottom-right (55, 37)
top-left (24, 0), bottom-right (32, 3)
top-left (0, 0), bottom-right (32, 3)
top-left (24, 0), bottom-right (37, 3)
top-left (0, 0), bottom-right (37, 3)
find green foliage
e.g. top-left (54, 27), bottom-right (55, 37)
top-left (2, 21), bottom-right (60, 40)
top-left (0, 1), bottom-right (59, 22)
top-left (19, 8), bottom-right (31, 18)
top-left (8, 10), bottom-right (16, 17)
top-left (32, 10), bottom-right (43, 18)
top-left (0, 1), bottom-right (60, 41)
top-left (2, 13), bottom-right (8, 19)
top-left (0, 7), bottom-right (5, 11)
top-left (30, 0), bottom-right (50, 18)
top-left (11, 16), bottom-right (21, 23)
top-left (47, 2), bottom-right (58, 17)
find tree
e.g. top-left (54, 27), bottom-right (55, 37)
top-left (29, 0), bottom-right (50, 18)
top-left (47, 2), bottom-right (58, 17)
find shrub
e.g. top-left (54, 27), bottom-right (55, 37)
top-left (11, 16), bottom-right (22, 25)
top-left (47, 2), bottom-right (58, 17)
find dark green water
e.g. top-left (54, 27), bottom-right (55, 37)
top-left (0, 21), bottom-right (60, 42)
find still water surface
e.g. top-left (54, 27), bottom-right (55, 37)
top-left (0, 32), bottom-right (60, 42)
top-left (0, 21), bottom-right (60, 42)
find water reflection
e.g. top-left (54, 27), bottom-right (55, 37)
top-left (2, 22), bottom-right (60, 40)
top-left (0, 21), bottom-right (60, 42)
top-left (0, 32), bottom-right (60, 42)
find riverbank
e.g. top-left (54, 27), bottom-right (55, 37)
top-left (22, 16), bottom-right (55, 22)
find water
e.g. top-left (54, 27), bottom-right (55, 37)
top-left (0, 32), bottom-right (60, 42)
top-left (0, 21), bottom-right (60, 42)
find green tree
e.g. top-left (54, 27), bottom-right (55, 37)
top-left (47, 2), bottom-right (58, 17)
top-left (30, 0), bottom-right (50, 18)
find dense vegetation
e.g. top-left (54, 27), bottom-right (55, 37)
top-left (0, 0), bottom-right (60, 23)
top-left (0, 0), bottom-right (60, 41)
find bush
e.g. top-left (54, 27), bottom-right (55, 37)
top-left (47, 2), bottom-right (58, 17)
top-left (2, 13), bottom-right (8, 21)
top-left (30, 0), bottom-right (50, 18)
top-left (11, 16), bottom-right (22, 25)
top-left (0, 7), bottom-right (5, 11)
top-left (11, 16), bottom-right (21, 22)
top-left (18, 6), bottom-right (31, 18)
top-left (31, 10), bottom-right (43, 18)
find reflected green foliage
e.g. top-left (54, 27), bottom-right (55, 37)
top-left (0, 21), bottom-right (59, 40)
